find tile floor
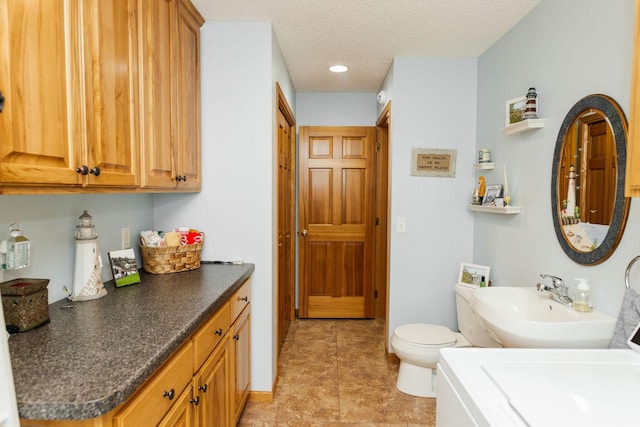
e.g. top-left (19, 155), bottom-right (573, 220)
top-left (238, 318), bottom-right (436, 426)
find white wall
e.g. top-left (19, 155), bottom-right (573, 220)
top-left (475, 0), bottom-right (638, 316)
top-left (0, 194), bottom-right (153, 302)
top-left (386, 58), bottom-right (478, 339)
top-left (153, 21), bottom-right (295, 392)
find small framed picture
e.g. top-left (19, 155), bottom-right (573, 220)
top-left (458, 262), bottom-right (491, 286)
top-left (494, 197), bottom-right (505, 207)
top-left (108, 248), bottom-right (141, 288)
top-left (506, 96), bottom-right (526, 126)
top-left (483, 184), bottom-right (503, 206)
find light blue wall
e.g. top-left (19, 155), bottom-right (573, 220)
top-left (296, 93), bottom-right (378, 126)
top-left (153, 21), bottom-right (296, 393)
top-left (0, 194), bottom-right (153, 302)
top-left (386, 58), bottom-right (478, 336)
top-left (475, 0), bottom-right (638, 316)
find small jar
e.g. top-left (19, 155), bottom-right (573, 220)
top-left (479, 148), bottom-right (491, 163)
top-left (573, 278), bottom-right (592, 313)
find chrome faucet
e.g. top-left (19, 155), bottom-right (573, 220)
top-left (536, 274), bottom-right (573, 306)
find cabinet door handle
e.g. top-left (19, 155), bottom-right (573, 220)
top-left (89, 166), bottom-right (101, 176)
top-left (76, 165), bottom-right (89, 175)
top-left (0, 91), bottom-right (5, 113)
top-left (214, 328), bottom-right (223, 336)
top-left (240, 296), bottom-right (249, 302)
top-left (190, 396), bottom-right (200, 406)
top-left (163, 388), bottom-right (175, 400)
top-left (233, 334), bottom-right (240, 341)
top-left (198, 383), bottom-right (208, 393)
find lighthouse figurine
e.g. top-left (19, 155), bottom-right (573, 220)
top-left (69, 210), bottom-right (107, 301)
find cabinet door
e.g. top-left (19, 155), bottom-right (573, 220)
top-left (139, 0), bottom-right (178, 189)
top-left (232, 307), bottom-right (251, 423)
top-left (158, 385), bottom-right (196, 427)
top-left (0, 0), bottom-right (84, 185)
top-left (195, 335), bottom-right (231, 427)
top-left (626, 0), bottom-right (640, 196)
top-left (80, 0), bottom-right (138, 187)
top-left (174, 0), bottom-right (202, 190)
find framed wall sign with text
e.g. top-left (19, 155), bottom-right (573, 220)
top-left (410, 148), bottom-right (457, 178)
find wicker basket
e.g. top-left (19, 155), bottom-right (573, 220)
top-left (139, 241), bottom-right (204, 274)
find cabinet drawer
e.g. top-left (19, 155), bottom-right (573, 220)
top-left (230, 278), bottom-right (251, 321)
top-left (193, 302), bottom-right (231, 371)
top-left (114, 341), bottom-right (193, 427)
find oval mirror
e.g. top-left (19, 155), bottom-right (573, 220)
top-left (551, 94), bottom-right (630, 265)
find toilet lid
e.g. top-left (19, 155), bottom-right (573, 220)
top-left (395, 323), bottom-right (457, 346)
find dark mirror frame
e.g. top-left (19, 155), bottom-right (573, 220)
top-left (551, 94), bottom-right (630, 265)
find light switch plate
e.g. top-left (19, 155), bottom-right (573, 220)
top-left (396, 217), bottom-right (407, 233)
top-left (121, 227), bottom-right (131, 250)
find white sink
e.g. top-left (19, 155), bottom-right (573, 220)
top-left (470, 287), bottom-right (616, 348)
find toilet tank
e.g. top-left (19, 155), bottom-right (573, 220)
top-left (455, 283), bottom-right (502, 348)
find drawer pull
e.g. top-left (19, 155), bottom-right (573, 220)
top-left (199, 383), bottom-right (208, 393)
top-left (163, 388), bottom-right (175, 400)
top-left (89, 166), bottom-right (101, 176)
top-left (233, 334), bottom-right (240, 341)
top-left (214, 328), bottom-right (223, 336)
top-left (76, 165), bottom-right (89, 175)
top-left (190, 396), bottom-right (200, 406)
top-left (240, 296), bottom-right (249, 302)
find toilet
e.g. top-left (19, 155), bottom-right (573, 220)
top-left (390, 282), bottom-right (501, 397)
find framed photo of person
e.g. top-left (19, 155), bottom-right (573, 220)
top-left (482, 185), bottom-right (503, 206)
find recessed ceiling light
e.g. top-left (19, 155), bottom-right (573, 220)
top-left (329, 65), bottom-right (349, 73)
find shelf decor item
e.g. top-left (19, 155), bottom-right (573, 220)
top-left (482, 185), bottom-right (503, 206)
top-left (506, 96), bottom-right (527, 126)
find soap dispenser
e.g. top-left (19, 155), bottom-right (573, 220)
top-left (573, 278), bottom-right (592, 313)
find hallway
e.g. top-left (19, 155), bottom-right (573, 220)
top-left (238, 319), bottom-right (436, 426)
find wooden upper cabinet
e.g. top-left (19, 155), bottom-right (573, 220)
top-left (0, 0), bottom-right (138, 188)
top-left (0, 0), bottom-right (83, 186)
top-left (625, 0), bottom-right (640, 197)
top-left (140, 0), bottom-right (203, 190)
top-left (80, 0), bottom-right (138, 187)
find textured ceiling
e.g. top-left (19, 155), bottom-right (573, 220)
top-left (191, 0), bottom-right (542, 92)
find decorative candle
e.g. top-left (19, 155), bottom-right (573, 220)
top-left (503, 165), bottom-right (510, 197)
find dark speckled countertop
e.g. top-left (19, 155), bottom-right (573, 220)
top-left (8, 262), bottom-right (254, 421)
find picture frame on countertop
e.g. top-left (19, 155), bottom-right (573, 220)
top-left (506, 95), bottom-right (527, 126)
top-left (458, 262), bottom-right (491, 286)
top-left (482, 184), bottom-right (503, 206)
top-left (108, 248), bottom-right (141, 288)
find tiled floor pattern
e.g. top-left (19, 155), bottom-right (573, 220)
top-left (238, 319), bottom-right (436, 426)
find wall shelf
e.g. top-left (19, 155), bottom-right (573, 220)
top-left (469, 205), bottom-right (521, 214)
top-left (502, 118), bottom-right (545, 135)
top-left (474, 162), bottom-right (495, 170)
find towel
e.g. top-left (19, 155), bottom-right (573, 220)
top-left (609, 288), bottom-right (640, 349)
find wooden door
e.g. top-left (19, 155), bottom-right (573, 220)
top-left (157, 386), bottom-right (195, 427)
top-left (276, 85), bottom-right (295, 352)
top-left (299, 126), bottom-right (376, 318)
top-left (0, 0), bottom-right (84, 185)
top-left (582, 118), bottom-right (616, 224)
top-left (81, 0), bottom-right (138, 187)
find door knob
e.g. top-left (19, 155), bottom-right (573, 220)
top-left (301, 229), bottom-right (308, 237)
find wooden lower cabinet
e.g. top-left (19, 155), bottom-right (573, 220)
top-left (231, 307), bottom-right (251, 424)
top-left (158, 385), bottom-right (196, 427)
top-left (21, 279), bottom-right (252, 427)
top-left (194, 335), bottom-right (232, 427)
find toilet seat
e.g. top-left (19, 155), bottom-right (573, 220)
top-left (394, 323), bottom-right (457, 346)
